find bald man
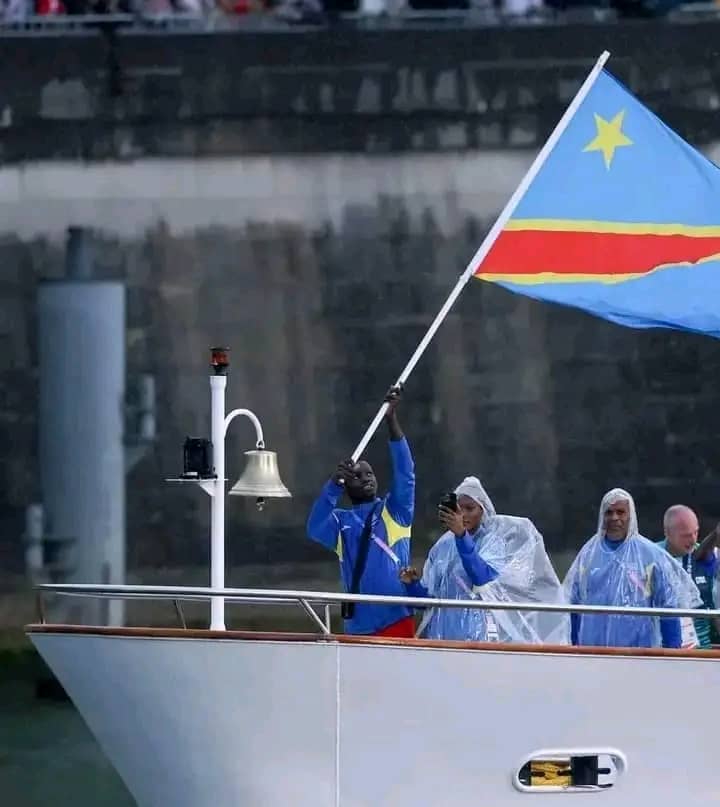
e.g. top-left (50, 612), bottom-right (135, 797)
top-left (658, 505), bottom-right (719, 648)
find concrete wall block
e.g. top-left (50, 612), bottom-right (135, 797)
top-left (2, 154), bottom-right (720, 566)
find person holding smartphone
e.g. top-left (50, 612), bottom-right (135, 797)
top-left (306, 385), bottom-right (415, 637)
top-left (400, 476), bottom-right (568, 644)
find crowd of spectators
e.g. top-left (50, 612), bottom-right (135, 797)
top-left (0, 0), bottom-right (211, 17)
top-left (0, 0), bottom-right (716, 24)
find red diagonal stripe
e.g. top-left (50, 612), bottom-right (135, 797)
top-left (476, 229), bottom-right (720, 277)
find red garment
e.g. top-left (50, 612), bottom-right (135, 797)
top-left (36, 0), bottom-right (65, 13)
top-left (371, 616), bottom-right (415, 638)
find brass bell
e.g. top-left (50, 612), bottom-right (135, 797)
top-left (229, 449), bottom-right (292, 499)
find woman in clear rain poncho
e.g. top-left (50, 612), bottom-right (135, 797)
top-left (399, 476), bottom-right (569, 645)
top-left (565, 488), bottom-right (702, 649)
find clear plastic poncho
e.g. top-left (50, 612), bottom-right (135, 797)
top-left (417, 477), bottom-right (570, 645)
top-left (564, 488), bottom-right (702, 648)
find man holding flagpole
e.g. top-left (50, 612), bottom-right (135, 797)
top-left (306, 386), bottom-right (416, 637)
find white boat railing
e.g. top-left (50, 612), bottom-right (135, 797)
top-left (33, 582), bottom-right (720, 637)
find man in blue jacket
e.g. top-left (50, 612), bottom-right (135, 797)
top-left (306, 386), bottom-right (415, 637)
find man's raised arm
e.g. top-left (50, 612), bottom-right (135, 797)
top-left (384, 385), bottom-right (415, 527)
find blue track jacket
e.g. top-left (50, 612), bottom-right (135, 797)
top-left (307, 437), bottom-right (414, 634)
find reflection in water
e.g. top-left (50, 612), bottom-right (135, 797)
top-left (0, 681), bottom-right (134, 807)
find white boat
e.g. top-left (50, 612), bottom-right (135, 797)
top-left (26, 347), bottom-right (720, 805)
top-left (23, 47), bottom-right (720, 803)
top-left (26, 584), bottom-right (720, 807)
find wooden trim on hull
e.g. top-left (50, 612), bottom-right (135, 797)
top-left (25, 623), bottom-right (720, 660)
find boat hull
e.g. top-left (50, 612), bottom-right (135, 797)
top-left (27, 627), bottom-right (720, 806)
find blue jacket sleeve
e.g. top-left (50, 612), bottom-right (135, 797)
top-left (385, 437), bottom-right (415, 527)
top-left (650, 562), bottom-right (683, 648)
top-left (660, 617), bottom-right (682, 649)
top-left (455, 533), bottom-right (498, 587)
top-left (306, 480), bottom-right (343, 552)
top-left (569, 573), bottom-right (581, 644)
top-left (695, 553), bottom-right (718, 577)
top-left (403, 580), bottom-right (429, 599)
top-left (571, 614), bottom-right (580, 645)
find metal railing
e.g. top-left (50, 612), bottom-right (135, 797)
top-left (34, 582), bottom-right (720, 637)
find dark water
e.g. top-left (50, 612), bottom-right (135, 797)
top-left (0, 680), bottom-right (134, 807)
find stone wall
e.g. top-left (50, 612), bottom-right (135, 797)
top-left (1, 21), bottom-right (720, 160)
top-left (0, 153), bottom-right (719, 575)
top-left (1, 22), bottom-right (720, 576)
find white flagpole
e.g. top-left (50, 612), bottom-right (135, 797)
top-left (351, 50), bottom-right (611, 462)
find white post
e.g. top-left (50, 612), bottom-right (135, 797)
top-left (210, 374), bottom-right (227, 631)
top-left (350, 50), bottom-right (611, 463)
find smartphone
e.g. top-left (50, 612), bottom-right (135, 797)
top-left (439, 492), bottom-right (458, 512)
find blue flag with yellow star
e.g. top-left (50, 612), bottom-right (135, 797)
top-left (474, 68), bottom-right (720, 338)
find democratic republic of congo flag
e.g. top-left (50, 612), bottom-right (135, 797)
top-left (475, 68), bottom-right (720, 338)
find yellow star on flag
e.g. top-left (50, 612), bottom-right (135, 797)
top-left (583, 110), bottom-right (633, 169)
